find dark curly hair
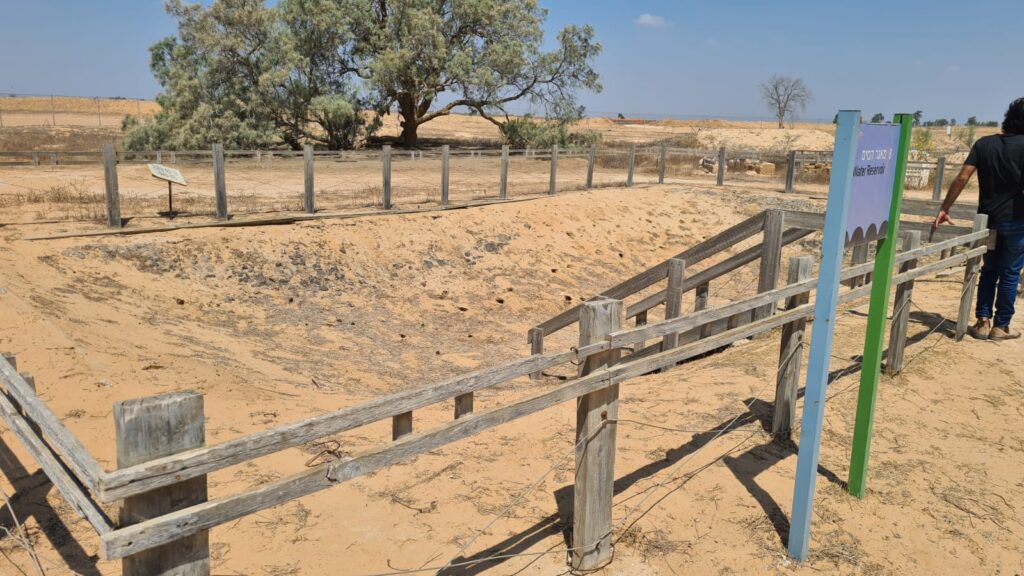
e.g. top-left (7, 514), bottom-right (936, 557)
top-left (1003, 98), bottom-right (1024, 135)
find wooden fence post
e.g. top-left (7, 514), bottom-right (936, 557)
top-left (528, 327), bottom-right (544, 380)
top-left (785, 150), bottom-right (797, 193)
top-left (213, 144), bottom-right (228, 220)
top-left (382, 145), bottom-right (392, 210)
top-left (932, 156), bottom-right (946, 201)
top-left (303, 145), bottom-right (315, 214)
top-left (772, 255), bottom-right (813, 438)
top-left (694, 282), bottom-right (712, 338)
top-left (956, 214), bottom-right (989, 340)
top-left (499, 145), bottom-right (509, 200)
top-left (716, 146), bottom-right (726, 186)
top-left (662, 259), bottom-right (686, 351)
top-left (845, 241), bottom-right (869, 288)
top-left (156, 151), bottom-right (163, 164)
top-left (115, 392), bottom-right (209, 576)
top-left (102, 144), bottom-right (122, 229)
top-left (441, 145), bottom-right (450, 206)
top-left (32, 152), bottom-right (39, 166)
top-left (626, 144), bottom-right (636, 187)
top-left (755, 210), bottom-right (785, 321)
top-left (454, 393), bottom-right (473, 419)
top-left (171, 151), bottom-right (176, 165)
top-left (658, 144), bottom-right (666, 184)
top-left (392, 411), bottom-right (412, 440)
top-left (549, 144), bottom-right (558, 195)
top-left (586, 145), bottom-right (596, 189)
top-left (572, 297), bottom-right (622, 572)
top-left (885, 231), bottom-right (921, 376)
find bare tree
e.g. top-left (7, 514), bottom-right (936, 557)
top-left (760, 75), bottom-right (812, 128)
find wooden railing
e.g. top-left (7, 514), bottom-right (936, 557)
top-left (0, 209), bottom-right (991, 574)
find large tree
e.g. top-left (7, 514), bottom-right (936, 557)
top-left (346, 0), bottom-right (602, 146)
top-left (759, 75), bottom-right (812, 129)
top-left (128, 0), bottom-right (370, 150)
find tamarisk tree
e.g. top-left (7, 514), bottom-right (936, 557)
top-left (347, 0), bottom-right (602, 146)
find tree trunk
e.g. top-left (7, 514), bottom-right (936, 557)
top-left (397, 95), bottom-right (419, 147)
top-left (399, 119), bottom-right (419, 146)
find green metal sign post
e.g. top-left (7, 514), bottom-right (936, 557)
top-left (847, 113), bottom-right (914, 498)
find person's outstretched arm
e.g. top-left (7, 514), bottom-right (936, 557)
top-left (933, 164), bottom-right (977, 231)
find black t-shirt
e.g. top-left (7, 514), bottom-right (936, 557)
top-left (965, 134), bottom-right (1024, 224)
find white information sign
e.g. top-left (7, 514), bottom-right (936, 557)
top-left (148, 164), bottom-right (187, 186)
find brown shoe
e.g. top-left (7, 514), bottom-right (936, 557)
top-left (969, 318), bottom-right (992, 340)
top-left (990, 325), bottom-right (1022, 340)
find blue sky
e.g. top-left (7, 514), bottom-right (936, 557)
top-left (0, 0), bottom-right (1018, 123)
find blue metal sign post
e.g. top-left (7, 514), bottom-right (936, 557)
top-left (787, 110), bottom-right (860, 562)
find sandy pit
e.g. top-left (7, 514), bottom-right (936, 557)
top-left (0, 177), bottom-right (1020, 576)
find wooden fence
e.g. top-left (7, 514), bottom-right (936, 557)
top-left (0, 204), bottom-right (991, 574)
top-left (1, 143), bottom-right (956, 229)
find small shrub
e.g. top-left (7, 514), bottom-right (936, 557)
top-left (500, 115), bottom-right (600, 150)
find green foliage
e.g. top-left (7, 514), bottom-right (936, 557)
top-left (958, 125), bottom-right (977, 149)
top-left (125, 0), bottom-right (370, 151)
top-left (351, 0), bottom-right (602, 145)
top-left (870, 113), bottom-right (886, 123)
top-left (499, 115), bottom-right (599, 149)
top-left (912, 126), bottom-right (933, 151)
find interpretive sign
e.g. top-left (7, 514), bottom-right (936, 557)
top-left (846, 124), bottom-right (901, 244)
top-left (788, 111), bottom-right (912, 562)
top-left (148, 164), bottom-right (187, 187)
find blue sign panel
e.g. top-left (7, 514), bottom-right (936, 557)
top-left (846, 124), bottom-right (901, 244)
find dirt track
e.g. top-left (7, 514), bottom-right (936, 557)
top-left (0, 181), bottom-right (1021, 575)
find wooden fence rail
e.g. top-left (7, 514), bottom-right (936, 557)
top-left (0, 211), bottom-right (990, 573)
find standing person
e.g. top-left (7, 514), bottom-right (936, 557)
top-left (934, 97), bottom-right (1024, 340)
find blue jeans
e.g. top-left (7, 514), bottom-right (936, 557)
top-left (976, 220), bottom-right (1024, 327)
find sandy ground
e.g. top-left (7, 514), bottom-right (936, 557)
top-left (0, 177), bottom-right (1020, 576)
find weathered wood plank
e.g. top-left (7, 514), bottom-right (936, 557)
top-left (716, 146), bottom-right (726, 185)
top-left (573, 298), bottom-right (622, 570)
top-left (772, 256), bottom-right (813, 438)
top-left (885, 232), bottom-right (921, 376)
top-left (586, 145), bottom-right (596, 189)
top-left (441, 145), bottom-right (450, 206)
top-left (549, 144), bottom-right (558, 195)
top-left (0, 357), bottom-right (103, 493)
top-left (627, 227), bottom-right (812, 320)
top-left (102, 144), bottom-right (121, 228)
top-left (213, 144), bottom-right (228, 220)
top-left (755, 210), bottom-right (785, 321)
top-left (694, 282), bottom-right (711, 339)
top-left (661, 259), bottom-right (686, 351)
top-left (99, 353), bottom-right (570, 501)
top-left (115, 392), bottom-right (208, 575)
top-left (956, 215), bottom-right (989, 340)
top-left (784, 150), bottom-right (796, 193)
top-left (0, 360), bottom-right (111, 536)
top-left (392, 412), bottom-right (413, 440)
top-left (499, 145), bottom-right (509, 199)
top-left (534, 213), bottom-right (765, 335)
top-left (454, 393), bottom-right (473, 419)
top-left (382, 145), bottom-right (392, 210)
top-left (303, 145), bottom-right (315, 214)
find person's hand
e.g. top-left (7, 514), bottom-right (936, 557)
top-left (933, 210), bottom-right (954, 231)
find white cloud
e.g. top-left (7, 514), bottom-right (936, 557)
top-left (635, 13), bottom-right (669, 28)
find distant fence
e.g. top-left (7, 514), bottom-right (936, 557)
top-left (0, 93), bottom-right (157, 128)
top-left (0, 143), bottom-right (958, 228)
top-left (0, 205), bottom-right (992, 574)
